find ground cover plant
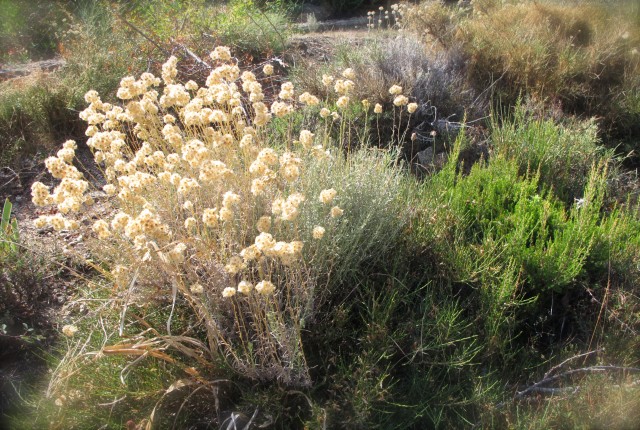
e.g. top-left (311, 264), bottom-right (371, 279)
top-left (2, 1), bottom-right (640, 429)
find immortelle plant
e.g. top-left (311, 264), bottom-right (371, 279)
top-left (31, 47), bottom-right (417, 387)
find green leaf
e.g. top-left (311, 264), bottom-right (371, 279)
top-left (1, 198), bottom-right (11, 229)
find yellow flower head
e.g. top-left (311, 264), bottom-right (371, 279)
top-left (388, 84), bottom-right (403, 96)
top-left (319, 188), bottom-right (337, 204)
top-left (257, 216), bottom-right (272, 233)
top-left (255, 232), bottom-right (276, 252)
top-left (184, 217), bottom-right (197, 230)
top-left (342, 68), bottom-right (356, 80)
top-left (222, 287), bottom-right (237, 298)
top-left (313, 226), bottom-right (325, 239)
top-left (238, 281), bottom-right (253, 295)
top-left (393, 95), bottom-right (409, 106)
top-left (255, 280), bottom-right (276, 295)
top-left (330, 206), bottom-right (344, 218)
top-left (336, 96), bottom-right (350, 109)
top-left (202, 208), bottom-right (219, 227)
top-left (210, 46), bottom-right (232, 62)
top-left (62, 324), bottom-right (78, 337)
top-left (92, 220), bottom-right (111, 239)
top-left (322, 74), bottom-right (334, 87)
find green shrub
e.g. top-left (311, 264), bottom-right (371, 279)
top-left (492, 102), bottom-right (610, 204)
top-left (0, 0), bottom-right (62, 62)
top-left (403, 121), bottom-right (640, 426)
top-left (210, 0), bottom-right (291, 57)
top-left (0, 74), bottom-right (78, 167)
top-left (415, 131), bottom-right (610, 295)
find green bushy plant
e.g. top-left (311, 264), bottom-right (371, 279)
top-left (410, 119), bottom-right (638, 368)
top-left (492, 101), bottom-right (610, 203)
top-left (210, 0), bottom-right (290, 57)
top-left (0, 0), bottom-right (63, 62)
top-left (0, 74), bottom-right (78, 167)
top-left (415, 131), bottom-right (608, 295)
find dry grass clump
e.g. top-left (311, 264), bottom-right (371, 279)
top-left (292, 34), bottom-right (487, 166)
top-left (295, 36), bottom-right (484, 121)
top-left (403, 0), bottom-right (640, 138)
top-left (30, 47), bottom-right (417, 391)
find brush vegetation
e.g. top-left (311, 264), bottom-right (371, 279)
top-left (2, 1), bottom-right (640, 429)
top-left (404, 0), bottom-right (640, 148)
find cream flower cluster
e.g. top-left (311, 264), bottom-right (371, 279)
top-left (387, 84), bottom-right (418, 111)
top-left (31, 140), bottom-right (90, 229)
top-left (272, 193), bottom-right (306, 221)
top-left (334, 78), bottom-right (355, 95)
top-left (298, 92), bottom-right (320, 106)
top-left (38, 47), bottom-right (348, 304)
top-left (246, 232), bottom-right (304, 266)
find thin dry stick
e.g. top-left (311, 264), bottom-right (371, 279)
top-left (543, 349), bottom-right (602, 379)
top-left (114, 11), bottom-right (169, 56)
top-left (516, 365), bottom-right (640, 399)
top-left (0, 167), bottom-right (19, 190)
top-left (174, 42), bottom-right (212, 71)
top-left (587, 260), bottom-right (611, 356)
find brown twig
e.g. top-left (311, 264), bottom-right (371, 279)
top-left (588, 261), bottom-right (611, 354)
top-left (516, 365), bottom-right (640, 399)
top-left (174, 42), bottom-right (212, 71)
top-left (0, 167), bottom-right (20, 191)
top-left (543, 349), bottom-right (602, 379)
top-left (113, 11), bottom-right (169, 56)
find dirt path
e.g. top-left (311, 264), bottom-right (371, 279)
top-left (0, 57), bottom-right (65, 82)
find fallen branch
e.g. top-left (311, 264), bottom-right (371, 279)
top-left (543, 349), bottom-right (602, 379)
top-left (516, 365), bottom-right (640, 399)
top-left (174, 42), bottom-right (212, 71)
top-left (0, 167), bottom-right (19, 190)
top-left (113, 11), bottom-right (168, 56)
top-left (521, 386), bottom-right (579, 395)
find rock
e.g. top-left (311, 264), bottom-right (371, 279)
top-left (417, 147), bottom-right (435, 166)
top-left (296, 2), bottom-right (333, 23)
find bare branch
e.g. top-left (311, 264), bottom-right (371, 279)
top-left (543, 349), bottom-right (602, 379)
top-left (174, 42), bottom-right (212, 71)
top-left (516, 365), bottom-right (640, 399)
top-left (113, 11), bottom-right (168, 56)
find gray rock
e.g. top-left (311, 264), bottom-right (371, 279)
top-left (296, 2), bottom-right (333, 23)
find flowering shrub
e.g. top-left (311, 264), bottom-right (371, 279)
top-left (31, 47), bottom-right (417, 386)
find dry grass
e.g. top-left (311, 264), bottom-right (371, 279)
top-left (403, 0), bottom-right (640, 138)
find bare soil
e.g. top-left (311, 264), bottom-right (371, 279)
top-left (0, 57), bottom-right (66, 82)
